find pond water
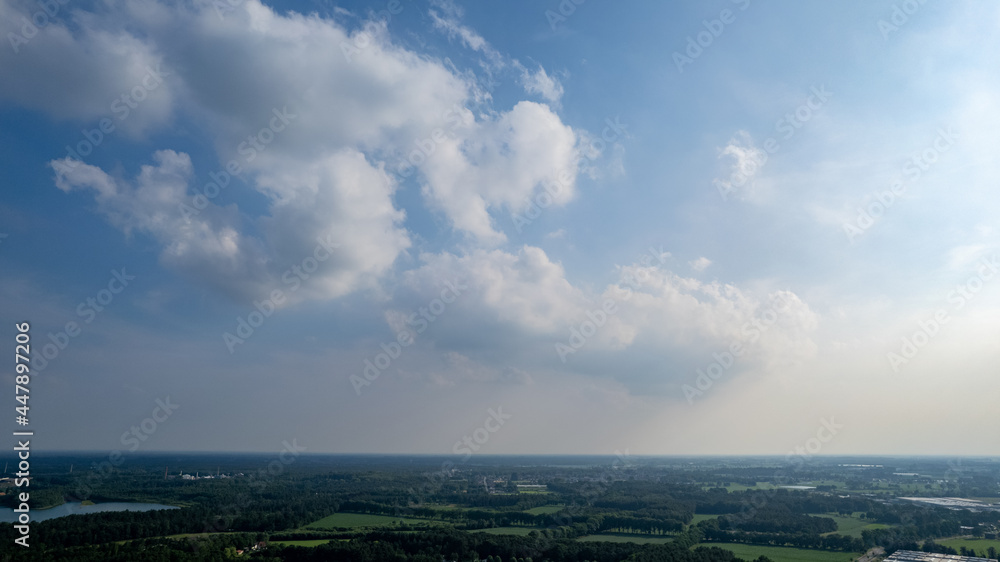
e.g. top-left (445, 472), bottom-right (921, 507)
top-left (0, 501), bottom-right (179, 523)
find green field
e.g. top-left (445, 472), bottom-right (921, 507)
top-left (425, 504), bottom-right (466, 511)
top-left (475, 527), bottom-right (538, 536)
top-left (708, 482), bottom-right (780, 492)
top-left (695, 542), bottom-right (859, 562)
top-left (163, 532), bottom-right (238, 539)
top-left (304, 512), bottom-right (434, 530)
top-left (578, 533), bottom-right (674, 544)
top-left (812, 513), bottom-right (891, 538)
top-left (691, 514), bottom-right (720, 525)
top-left (524, 505), bottom-right (565, 515)
top-left (803, 480), bottom-right (847, 488)
top-left (272, 539), bottom-right (333, 547)
top-left (937, 537), bottom-right (1000, 555)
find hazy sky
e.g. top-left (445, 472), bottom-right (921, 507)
top-left (2, 0), bottom-right (999, 456)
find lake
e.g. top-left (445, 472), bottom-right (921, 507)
top-left (0, 501), bottom-right (179, 523)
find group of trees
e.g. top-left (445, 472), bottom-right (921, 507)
top-left (273, 528), bottom-right (769, 562)
top-left (717, 508), bottom-right (836, 535)
top-left (0, 533), bottom-right (265, 562)
top-left (696, 515), bottom-right (861, 552)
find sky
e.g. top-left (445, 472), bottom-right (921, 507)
top-left (1, 0), bottom-right (999, 457)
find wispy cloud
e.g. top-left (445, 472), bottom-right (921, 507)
top-left (689, 257), bottom-right (712, 272)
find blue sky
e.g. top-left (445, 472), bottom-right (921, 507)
top-left (2, 0), bottom-right (999, 456)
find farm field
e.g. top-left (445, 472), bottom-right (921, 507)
top-left (691, 514), bottom-right (720, 525)
top-left (577, 533), bottom-right (674, 544)
top-left (801, 480), bottom-right (847, 488)
top-left (303, 512), bottom-right (435, 530)
top-left (162, 532), bottom-right (239, 539)
top-left (475, 527), bottom-right (538, 536)
top-left (271, 539), bottom-right (333, 547)
top-left (937, 537), bottom-right (1000, 554)
top-left (425, 504), bottom-right (466, 511)
top-left (524, 505), bottom-right (565, 515)
top-left (706, 482), bottom-right (780, 492)
top-left (516, 486), bottom-right (552, 494)
top-left (812, 513), bottom-right (892, 538)
top-left (695, 542), bottom-right (860, 562)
